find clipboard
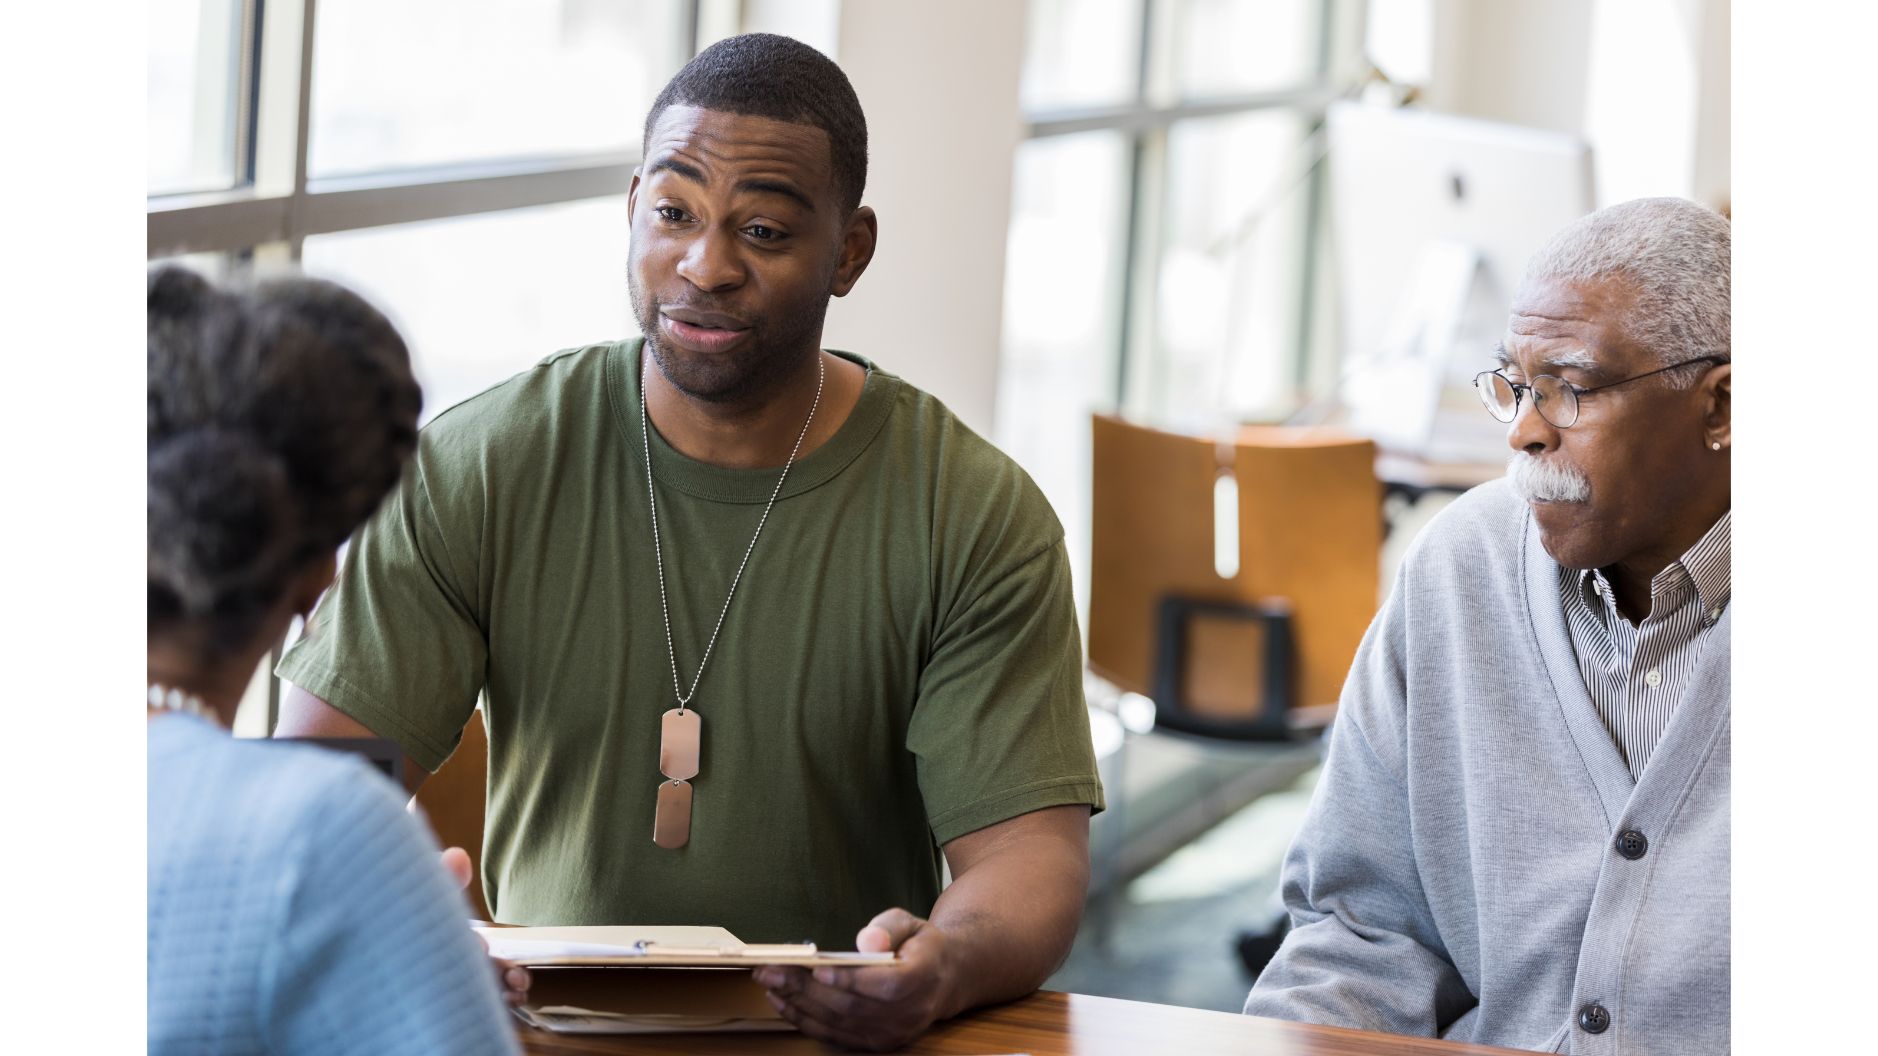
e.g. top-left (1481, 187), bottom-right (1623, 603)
top-left (476, 925), bottom-right (897, 1035)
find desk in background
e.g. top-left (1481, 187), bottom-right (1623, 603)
top-left (1374, 451), bottom-right (1503, 508)
top-left (517, 990), bottom-right (1535, 1056)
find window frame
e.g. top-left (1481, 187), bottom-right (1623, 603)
top-left (1017, 0), bottom-right (1341, 420)
top-left (146, 0), bottom-right (709, 263)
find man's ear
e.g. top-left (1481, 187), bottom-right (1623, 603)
top-left (831, 206), bottom-right (877, 298)
top-left (627, 168), bottom-right (643, 223)
top-left (1702, 362), bottom-right (1730, 450)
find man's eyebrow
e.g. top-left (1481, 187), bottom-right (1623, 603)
top-left (1539, 347), bottom-right (1601, 372)
top-left (736, 178), bottom-right (816, 213)
top-left (1495, 342), bottom-right (1601, 373)
top-left (647, 157), bottom-right (706, 184)
top-left (643, 161), bottom-right (816, 214)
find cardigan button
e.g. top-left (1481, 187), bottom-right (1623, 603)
top-left (1615, 829), bottom-right (1649, 860)
top-left (1579, 1002), bottom-right (1611, 1034)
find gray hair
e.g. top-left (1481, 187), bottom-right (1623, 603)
top-left (1520, 197), bottom-right (1730, 386)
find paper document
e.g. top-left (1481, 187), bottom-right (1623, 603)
top-left (475, 924), bottom-right (894, 965)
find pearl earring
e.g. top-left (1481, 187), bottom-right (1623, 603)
top-left (1710, 441), bottom-right (1722, 451)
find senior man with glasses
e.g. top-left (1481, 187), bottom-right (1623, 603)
top-left (1243, 197), bottom-right (1731, 1055)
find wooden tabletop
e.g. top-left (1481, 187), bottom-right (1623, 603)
top-left (516, 990), bottom-right (1536, 1056)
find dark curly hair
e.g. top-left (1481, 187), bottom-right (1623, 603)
top-left (643, 32), bottom-right (869, 211)
top-left (147, 265), bottom-right (422, 658)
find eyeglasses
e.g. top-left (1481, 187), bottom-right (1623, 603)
top-left (1473, 355), bottom-right (1726, 429)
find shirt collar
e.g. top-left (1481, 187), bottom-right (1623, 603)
top-left (1573, 510), bottom-right (1731, 619)
top-left (1678, 510), bottom-right (1731, 618)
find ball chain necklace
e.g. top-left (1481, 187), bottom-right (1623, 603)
top-left (640, 351), bottom-right (824, 849)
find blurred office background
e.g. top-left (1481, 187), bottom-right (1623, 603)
top-left (147, 0), bottom-right (1729, 1012)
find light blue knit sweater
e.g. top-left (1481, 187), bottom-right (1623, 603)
top-left (148, 714), bottom-right (518, 1055)
top-left (1245, 480), bottom-right (1730, 1055)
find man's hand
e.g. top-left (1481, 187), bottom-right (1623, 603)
top-left (754, 908), bottom-right (955, 1052)
top-left (757, 806), bottom-right (1090, 1049)
top-left (441, 846), bottom-right (531, 1006)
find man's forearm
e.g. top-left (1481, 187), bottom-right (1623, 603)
top-left (928, 820), bottom-right (1089, 1018)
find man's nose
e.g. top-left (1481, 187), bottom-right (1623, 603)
top-left (1507, 394), bottom-right (1559, 455)
top-left (676, 227), bottom-right (747, 292)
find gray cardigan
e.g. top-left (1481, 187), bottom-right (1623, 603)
top-left (1244, 479), bottom-right (1730, 1055)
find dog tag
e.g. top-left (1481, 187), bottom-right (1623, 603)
top-left (654, 779), bottom-right (693, 849)
top-left (660, 707), bottom-right (701, 780)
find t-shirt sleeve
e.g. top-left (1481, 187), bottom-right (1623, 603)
top-left (260, 761), bottom-right (519, 1056)
top-left (906, 536), bottom-right (1106, 846)
top-left (277, 448), bottom-right (486, 773)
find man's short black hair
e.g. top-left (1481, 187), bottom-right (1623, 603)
top-left (642, 33), bottom-right (869, 212)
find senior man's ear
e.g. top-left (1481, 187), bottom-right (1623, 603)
top-left (1702, 362), bottom-right (1731, 451)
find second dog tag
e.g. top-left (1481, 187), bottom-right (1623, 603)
top-left (654, 779), bottom-right (693, 849)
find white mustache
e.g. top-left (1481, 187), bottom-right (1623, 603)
top-left (1506, 452), bottom-right (1590, 504)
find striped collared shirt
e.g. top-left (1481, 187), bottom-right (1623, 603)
top-left (1559, 511), bottom-right (1731, 781)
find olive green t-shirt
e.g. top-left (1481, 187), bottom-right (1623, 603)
top-left (278, 338), bottom-right (1103, 946)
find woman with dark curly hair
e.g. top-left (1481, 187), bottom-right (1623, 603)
top-left (146, 265), bottom-right (519, 1055)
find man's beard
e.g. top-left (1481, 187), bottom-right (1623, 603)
top-left (1507, 451), bottom-right (1591, 504)
top-left (629, 269), bottom-right (828, 406)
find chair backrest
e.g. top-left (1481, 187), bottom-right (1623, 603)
top-left (1089, 415), bottom-right (1382, 721)
top-left (414, 712), bottom-right (491, 921)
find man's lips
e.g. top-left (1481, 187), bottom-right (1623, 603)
top-left (659, 309), bottom-right (751, 353)
top-left (662, 306), bottom-right (748, 329)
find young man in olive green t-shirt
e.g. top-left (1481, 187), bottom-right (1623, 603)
top-left (275, 34), bottom-right (1102, 1051)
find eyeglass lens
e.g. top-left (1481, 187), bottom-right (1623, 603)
top-left (1474, 372), bottom-right (1580, 428)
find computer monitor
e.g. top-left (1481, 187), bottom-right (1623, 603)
top-left (1326, 101), bottom-right (1595, 461)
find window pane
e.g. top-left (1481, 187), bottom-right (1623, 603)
top-left (310, 0), bottom-right (691, 177)
top-left (148, 0), bottom-right (244, 196)
top-left (1164, 0), bottom-right (1322, 98)
top-left (147, 252), bottom-right (232, 282)
top-left (1021, 0), bottom-right (1145, 112)
top-left (995, 131), bottom-right (1132, 618)
top-left (1140, 111), bottom-right (1311, 427)
top-left (300, 198), bottom-right (634, 420)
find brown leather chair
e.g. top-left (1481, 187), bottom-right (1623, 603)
top-left (1088, 415), bottom-right (1381, 737)
top-left (414, 712), bottom-right (492, 920)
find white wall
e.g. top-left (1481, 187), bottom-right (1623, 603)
top-left (1426, 0), bottom-right (1593, 135)
top-left (737, 0), bottom-right (840, 55)
top-left (1689, 0), bottom-right (1730, 210)
top-left (1418, 0), bottom-right (1730, 210)
top-left (815, 0), bottom-right (1027, 436)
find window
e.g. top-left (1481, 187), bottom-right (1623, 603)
top-left (301, 199), bottom-right (635, 420)
top-left (998, 131), bottom-right (1134, 615)
top-left (147, 0), bottom-right (247, 196)
top-left (997, 0), bottom-right (1342, 617)
top-left (1161, 0), bottom-right (1324, 97)
top-left (1143, 109), bottom-right (1313, 427)
top-left (1020, 0), bottom-right (1145, 111)
top-left (309, 0), bottom-right (689, 177)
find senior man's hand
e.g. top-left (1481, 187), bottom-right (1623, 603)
top-left (441, 846), bottom-right (532, 1006)
top-left (754, 908), bottom-right (956, 1052)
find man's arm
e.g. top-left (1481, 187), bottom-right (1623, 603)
top-left (274, 684), bottom-right (431, 797)
top-left (756, 803), bottom-right (1089, 1052)
top-left (1241, 574), bottom-right (1475, 1036)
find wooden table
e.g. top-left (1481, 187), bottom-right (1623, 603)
top-left (516, 990), bottom-right (1535, 1055)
